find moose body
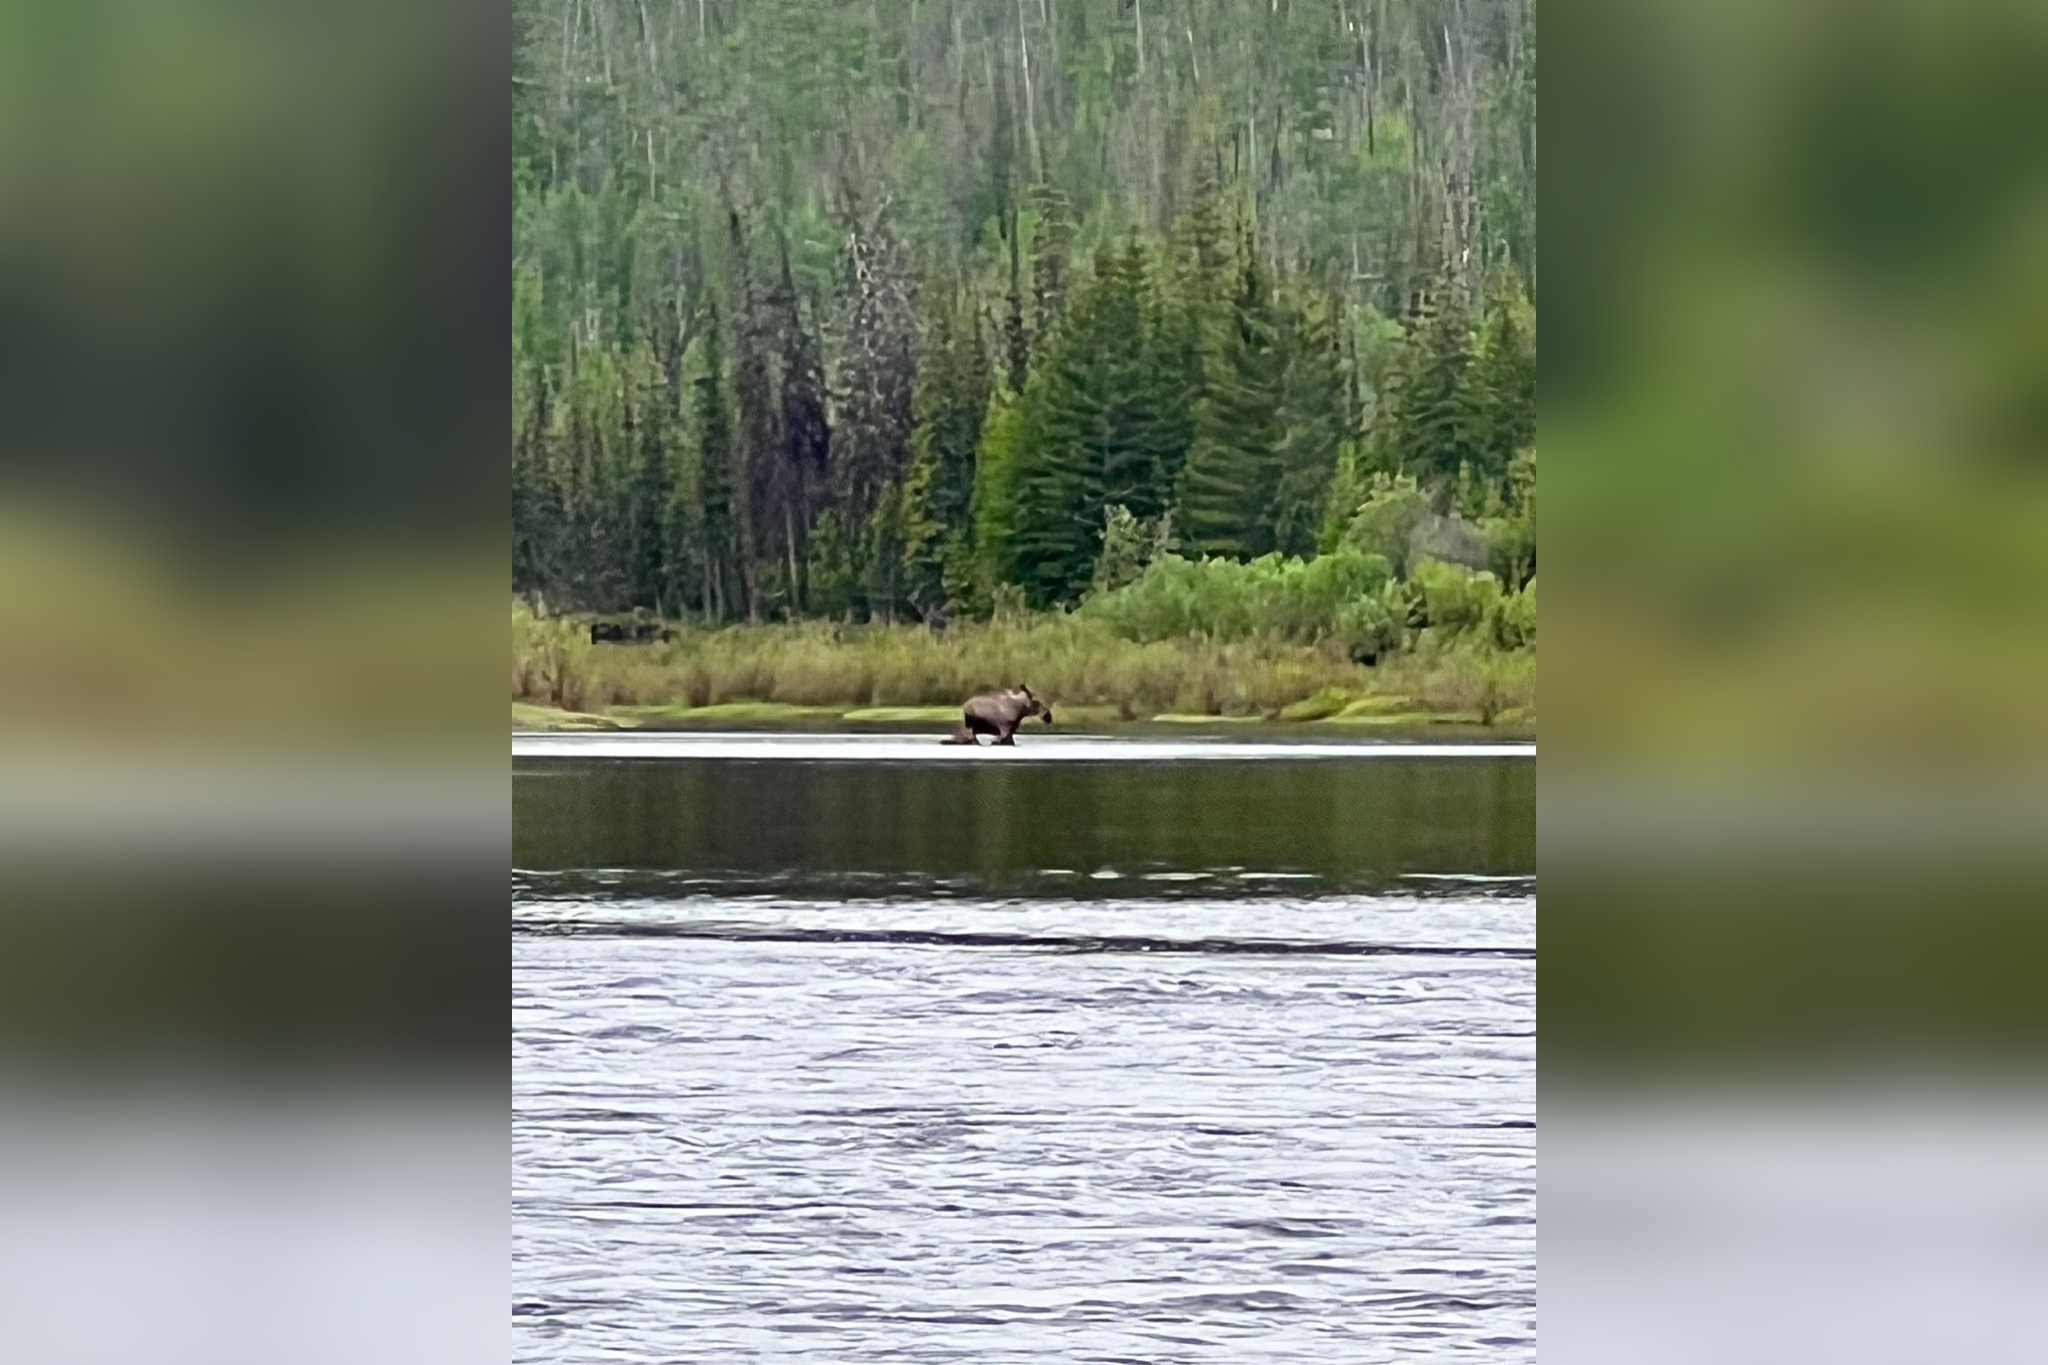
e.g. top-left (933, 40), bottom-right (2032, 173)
top-left (942, 687), bottom-right (1054, 745)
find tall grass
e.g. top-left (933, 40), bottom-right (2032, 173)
top-left (513, 600), bottom-right (1536, 722)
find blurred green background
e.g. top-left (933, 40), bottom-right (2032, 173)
top-left (1543, 0), bottom-right (2048, 1075)
top-left (0, 5), bottom-right (507, 1360)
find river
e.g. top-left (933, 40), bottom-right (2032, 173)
top-left (514, 732), bottom-right (1534, 1361)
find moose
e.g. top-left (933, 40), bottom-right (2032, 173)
top-left (941, 686), bottom-right (1055, 746)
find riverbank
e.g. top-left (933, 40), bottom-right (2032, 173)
top-left (513, 606), bottom-right (1535, 737)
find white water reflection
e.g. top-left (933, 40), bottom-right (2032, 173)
top-left (513, 731), bottom-right (1534, 762)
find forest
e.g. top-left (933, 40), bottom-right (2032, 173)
top-left (511, 0), bottom-right (1533, 717)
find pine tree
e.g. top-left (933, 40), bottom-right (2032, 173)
top-left (833, 214), bottom-right (918, 614)
top-left (1028, 182), bottom-right (1076, 359)
top-left (1471, 281), bottom-right (1536, 482)
top-left (728, 208), bottom-right (777, 620)
top-left (693, 304), bottom-right (741, 623)
top-left (1380, 284), bottom-right (1484, 493)
top-left (511, 361), bottom-right (554, 599)
top-left (1012, 243), bottom-right (1186, 607)
top-left (901, 283), bottom-right (992, 618)
top-left (969, 389), bottom-right (1027, 605)
top-left (1176, 246), bottom-right (1286, 559)
top-left (1270, 291), bottom-right (1348, 559)
top-left (773, 236), bottom-right (830, 612)
top-left (624, 344), bottom-right (674, 611)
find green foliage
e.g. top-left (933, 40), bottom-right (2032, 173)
top-left (900, 284), bottom-right (992, 617)
top-left (1090, 505), bottom-right (1177, 596)
top-left (1410, 558), bottom-right (1504, 633)
top-left (1471, 283), bottom-right (1537, 481)
top-left (1271, 293), bottom-right (1351, 558)
top-left (1335, 588), bottom-right (1408, 662)
top-left (804, 509), bottom-right (857, 621)
top-left (509, 0), bottom-right (1537, 654)
top-left (1490, 578), bottom-right (1537, 651)
top-left (1177, 249), bottom-right (1286, 560)
top-left (1375, 291), bottom-right (1485, 490)
top-left (692, 307), bottom-right (742, 622)
top-left (511, 600), bottom-right (593, 710)
top-left (968, 391), bottom-right (1026, 606)
top-left (1338, 472), bottom-right (1433, 576)
top-left (1081, 548), bottom-right (1392, 647)
top-left (1481, 446), bottom-right (1538, 589)
top-left (1011, 242), bottom-right (1188, 607)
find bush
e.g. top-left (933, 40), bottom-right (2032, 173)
top-left (511, 601), bottom-right (592, 709)
top-left (1090, 504), bottom-right (1176, 595)
top-left (1334, 586), bottom-right (1406, 661)
top-left (1081, 548), bottom-right (1392, 646)
top-left (1339, 472), bottom-right (1432, 576)
top-left (1410, 558), bottom-right (1502, 633)
top-left (1490, 578), bottom-right (1536, 650)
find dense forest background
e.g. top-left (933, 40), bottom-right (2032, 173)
top-left (511, 0), bottom-right (1535, 625)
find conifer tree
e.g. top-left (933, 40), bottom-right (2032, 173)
top-left (1176, 246), bottom-right (1286, 559)
top-left (1270, 292), bottom-right (1348, 559)
top-left (624, 344), bottom-right (674, 612)
top-left (1471, 282), bottom-right (1536, 481)
top-left (1012, 243), bottom-right (1186, 606)
top-left (1380, 285), bottom-right (1484, 492)
top-left (1028, 182), bottom-right (1076, 358)
top-left (692, 304), bottom-right (740, 623)
top-left (511, 362), bottom-right (555, 599)
top-left (772, 237), bottom-right (830, 612)
top-left (834, 215), bottom-right (917, 611)
top-left (727, 208), bottom-right (777, 619)
top-left (901, 283), bottom-right (992, 617)
top-left (969, 390), bottom-right (1027, 604)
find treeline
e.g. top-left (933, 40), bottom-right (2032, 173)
top-left (512, 0), bottom-right (1535, 624)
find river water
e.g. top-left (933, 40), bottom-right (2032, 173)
top-left (514, 733), bottom-right (1535, 1361)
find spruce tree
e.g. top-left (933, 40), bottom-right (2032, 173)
top-left (693, 304), bottom-right (740, 623)
top-left (1270, 291), bottom-right (1348, 559)
top-left (511, 362), bottom-right (554, 599)
top-left (1176, 246), bottom-right (1286, 560)
top-left (834, 215), bottom-right (917, 614)
top-left (1012, 243), bottom-right (1185, 607)
top-left (624, 344), bottom-right (674, 612)
top-left (1027, 182), bottom-right (1076, 359)
top-left (1381, 285), bottom-right (1484, 493)
top-left (1471, 282), bottom-right (1536, 482)
top-left (728, 208), bottom-right (778, 620)
top-left (901, 283), bottom-right (992, 618)
top-left (772, 238), bottom-right (830, 612)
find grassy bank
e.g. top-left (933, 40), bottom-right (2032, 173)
top-left (513, 603), bottom-right (1534, 733)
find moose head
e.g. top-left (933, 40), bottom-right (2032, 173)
top-left (1015, 684), bottom-right (1054, 726)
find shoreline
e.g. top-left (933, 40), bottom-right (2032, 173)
top-left (511, 698), bottom-right (1534, 741)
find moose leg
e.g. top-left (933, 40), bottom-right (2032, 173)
top-left (995, 722), bottom-right (1018, 745)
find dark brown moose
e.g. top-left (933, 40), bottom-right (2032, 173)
top-left (941, 686), bottom-right (1054, 745)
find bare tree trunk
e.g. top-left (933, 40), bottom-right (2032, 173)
top-left (785, 504), bottom-right (802, 615)
top-left (1015, 0), bottom-right (1041, 179)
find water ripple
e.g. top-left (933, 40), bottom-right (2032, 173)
top-left (515, 886), bottom-right (1533, 1362)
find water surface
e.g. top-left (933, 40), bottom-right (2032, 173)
top-left (515, 735), bottom-right (1534, 1361)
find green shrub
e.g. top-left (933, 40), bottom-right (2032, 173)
top-left (1410, 558), bottom-right (1502, 632)
top-left (1081, 548), bottom-right (1392, 646)
top-left (1334, 587), bottom-right (1406, 661)
top-left (511, 601), bottom-right (592, 709)
top-left (1339, 472), bottom-right (1432, 576)
top-left (1490, 578), bottom-right (1536, 650)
